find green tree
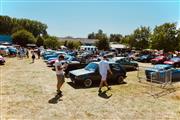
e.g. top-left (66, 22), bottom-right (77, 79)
top-left (44, 36), bottom-right (59, 49)
top-left (121, 35), bottom-right (135, 49)
top-left (88, 29), bottom-right (109, 50)
top-left (177, 29), bottom-right (180, 50)
top-left (36, 36), bottom-right (44, 47)
top-left (133, 26), bottom-right (151, 50)
top-left (0, 15), bottom-right (48, 37)
top-left (110, 34), bottom-right (123, 43)
top-left (88, 32), bottom-right (95, 39)
top-left (95, 37), bottom-right (109, 50)
top-left (12, 29), bottom-right (36, 46)
top-left (66, 41), bottom-right (81, 49)
top-left (151, 23), bottom-right (178, 52)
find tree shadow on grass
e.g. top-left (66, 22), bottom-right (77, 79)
top-left (48, 94), bottom-right (63, 104)
top-left (98, 90), bottom-right (112, 99)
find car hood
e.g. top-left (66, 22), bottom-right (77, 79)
top-left (69, 69), bottom-right (95, 76)
top-left (130, 61), bottom-right (138, 64)
top-left (151, 58), bottom-right (162, 61)
top-left (164, 61), bottom-right (174, 64)
top-left (146, 68), bottom-right (159, 72)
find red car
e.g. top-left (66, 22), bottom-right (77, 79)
top-left (164, 57), bottom-right (180, 67)
top-left (0, 55), bottom-right (5, 65)
top-left (151, 55), bottom-right (167, 64)
top-left (47, 59), bottom-right (57, 67)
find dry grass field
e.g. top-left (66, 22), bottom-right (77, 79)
top-left (0, 57), bottom-right (180, 120)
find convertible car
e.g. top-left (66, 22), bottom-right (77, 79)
top-left (145, 64), bottom-right (180, 82)
top-left (69, 62), bottom-right (127, 87)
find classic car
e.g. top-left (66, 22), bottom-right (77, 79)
top-left (164, 57), bottom-right (180, 67)
top-left (69, 62), bottom-right (127, 87)
top-left (151, 55), bottom-right (167, 64)
top-left (136, 54), bottom-right (155, 62)
top-left (44, 51), bottom-right (67, 61)
top-left (47, 55), bottom-right (78, 67)
top-left (0, 55), bottom-right (5, 65)
top-left (111, 57), bottom-right (138, 71)
top-left (145, 64), bottom-right (180, 82)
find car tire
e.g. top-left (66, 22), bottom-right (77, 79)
top-left (117, 76), bottom-right (124, 84)
top-left (84, 79), bottom-right (92, 88)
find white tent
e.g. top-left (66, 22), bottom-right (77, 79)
top-left (110, 43), bottom-right (128, 49)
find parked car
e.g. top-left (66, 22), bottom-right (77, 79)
top-left (0, 45), bottom-right (9, 56)
top-left (164, 57), bottom-right (180, 67)
top-left (151, 55), bottom-right (167, 64)
top-left (136, 54), bottom-right (155, 62)
top-left (44, 51), bottom-right (67, 61)
top-left (69, 62), bottom-right (127, 87)
top-left (0, 55), bottom-right (5, 65)
top-left (64, 62), bottom-right (88, 77)
top-left (42, 49), bottom-right (54, 56)
top-left (145, 64), bottom-right (180, 82)
top-left (111, 57), bottom-right (138, 71)
top-left (47, 55), bottom-right (78, 67)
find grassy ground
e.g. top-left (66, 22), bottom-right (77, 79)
top-left (0, 57), bottom-right (180, 120)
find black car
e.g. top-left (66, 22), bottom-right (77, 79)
top-left (69, 62), bottom-right (127, 87)
top-left (137, 54), bottom-right (155, 62)
top-left (111, 57), bottom-right (138, 71)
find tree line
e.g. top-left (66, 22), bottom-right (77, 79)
top-left (88, 23), bottom-right (180, 52)
top-left (1, 16), bottom-right (179, 52)
top-left (0, 15), bottom-right (81, 49)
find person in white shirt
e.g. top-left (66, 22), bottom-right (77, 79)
top-left (98, 55), bottom-right (112, 93)
top-left (54, 55), bottom-right (68, 95)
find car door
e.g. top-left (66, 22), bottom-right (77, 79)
top-left (90, 66), bottom-right (101, 83)
top-left (107, 64), bottom-right (120, 81)
top-left (172, 69), bottom-right (180, 81)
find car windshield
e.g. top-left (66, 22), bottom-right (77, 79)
top-left (170, 57), bottom-right (180, 62)
top-left (85, 63), bottom-right (98, 71)
top-left (141, 55), bottom-right (148, 58)
top-left (153, 65), bottom-right (171, 70)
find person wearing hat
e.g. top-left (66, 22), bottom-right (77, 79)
top-left (54, 55), bottom-right (67, 95)
top-left (98, 55), bottom-right (112, 93)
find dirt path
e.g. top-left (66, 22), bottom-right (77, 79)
top-left (1, 57), bottom-right (180, 120)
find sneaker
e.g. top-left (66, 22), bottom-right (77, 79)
top-left (107, 87), bottom-right (111, 90)
top-left (56, 90), bottom-right (62, 95)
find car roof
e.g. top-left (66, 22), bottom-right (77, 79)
top-left (154, 64), bottom-right (172, 68)
top-left (112, 57), bottom-right (125, 60)
top-left (92, 61), bottom-right (117, 65)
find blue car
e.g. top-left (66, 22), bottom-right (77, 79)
top-left (137, 54), bottom-right (155, 62)
top-left (145, 64), bottom-right (180, 82)
top-left (44, 51), bottom-right (67, 61)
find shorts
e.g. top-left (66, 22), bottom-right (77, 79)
top-left (56, 74), bottom-right (65, 84)
top-left (100, 74), bottom-right (107, 81)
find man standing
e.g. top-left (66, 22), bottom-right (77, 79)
top-left (98, 55), bottom-right (112, 93)
top-left (54, 55), bottom-right (67, 95)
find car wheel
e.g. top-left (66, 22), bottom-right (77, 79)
top-left (117, 76), bottom-right (124, 84)
top-left (84, 79), bottom-right (92, 88)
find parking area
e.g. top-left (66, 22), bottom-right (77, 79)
top-left (1, 57), bottom-right (180, 120)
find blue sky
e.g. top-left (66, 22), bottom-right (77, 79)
top-left (0, 0), bottom-right (180, 37)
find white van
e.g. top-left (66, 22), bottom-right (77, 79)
top-left (80, 45), bottom-right (97, 51)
